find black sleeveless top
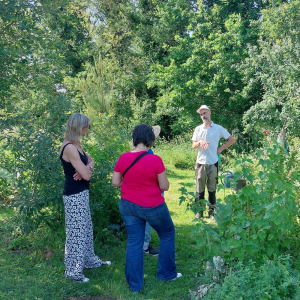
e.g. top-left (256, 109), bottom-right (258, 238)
top-left (60, 143), bottom-right (90, 196)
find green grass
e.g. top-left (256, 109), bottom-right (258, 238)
top-left (0, 149), bottom-right (216, 300)
top-left (0, 140), bottom-right (236, 300)
top-left (0, 139), bottom-right (253, 300)
top-left (2, 141), bottom-right (300, 299)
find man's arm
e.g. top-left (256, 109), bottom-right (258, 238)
top-left (217, 135), bottom-right (235, 154)
top-left (192, 140), bottom-right (210, 150)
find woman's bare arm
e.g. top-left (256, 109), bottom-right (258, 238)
top-left (64, 145), bottom-right (92, 181)
top-left (158, 171), bottom-right (169, 191)
top-left (112, 171), bottom-right (123, 187)
top-left (86, 153), bottom-right (95, 169)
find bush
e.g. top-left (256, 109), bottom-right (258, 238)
top-left (85, 133), bottom-right (128, 236)
top-left (156, 134), bottom-right (197, 170)
top-left (0, 168), bottom-right (15, 202)
top-left (180, 142), bottom-right (300, 263)
top-left (4, 129), bottom-right (66, 232)
top-left (203, 256), bottom-right (300, 300)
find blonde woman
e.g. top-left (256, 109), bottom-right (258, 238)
top-left (59, 113), bottom-right (110, 282)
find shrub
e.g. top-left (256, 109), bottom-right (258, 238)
top-left (0, 168), bottom-right (15, 202)
top-left (156, 134), bottom-right (197, 170)
top-left (4, 128), bottom-right (66, 232)
top-left (180, 143), bottom-right (300, 263)
top-left (85, 133), bottom-right (129, 235)
top-left (203, 256), bottom-right (300, 300)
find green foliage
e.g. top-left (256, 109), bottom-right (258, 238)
top-left (0, 173), bottom-right (14, 202)
top-left (0, 145), bottom-right (16, 201)
top-left (156, 133), bottom-right (197, 170)
top-left (84, 134), bottom-right (127, 233)
top-left (203, 256), bottom-right (300, 300)
top-left (148, 1), bottom-right (267, 135)
top-left (41, 0), bottom-right (96, 75)
top-left (180, 143), bottom-right (300, 263)
top-left (242, 0), bottom-right (300, 136)
top-left (5, 121), bottom-right (67, 232)
top-left (79, 0), bottom-right (198, 135)
top-left (68, 54), bottom-right (121, 115)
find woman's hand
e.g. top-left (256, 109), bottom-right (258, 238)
top-left (86, 153), bottom-right (95, 169)
top-left (64, 145), bottom-right (92, 181)
top-left (73, 170), bottom-right (83, 181)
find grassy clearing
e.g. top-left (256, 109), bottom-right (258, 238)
top-left (1, 140), bottom-right (219, 300)
top-left (2, 139), bottom-right (300, 299)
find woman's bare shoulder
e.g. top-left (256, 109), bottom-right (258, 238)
top-left (59, 141), bottom-right (76, 155)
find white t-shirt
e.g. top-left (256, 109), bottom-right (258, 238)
top-left (192, 122), bottom-right (230, 165)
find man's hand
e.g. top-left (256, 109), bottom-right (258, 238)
top-left (192, 140), bottom-right (209, 150)
top-left (217, 136), bottom-right (235, 154)
top-left (200, 140), bottom-right (210, 150)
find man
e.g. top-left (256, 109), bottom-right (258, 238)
top-left (192, 105), bottom-right (235, 219)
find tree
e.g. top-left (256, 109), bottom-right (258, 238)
top-left (242, 0), bottom-right (300, 142)
top-left (40, 0), bottom-right (96, 75)
top-left (0, 0), bottom-right (77, 228)
top-left (76, 0), bottom-right (196, 134)
top-left (148, 0), bottom-right (272, 136)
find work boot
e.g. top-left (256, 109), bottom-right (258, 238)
top-left (208, 204), bottom-right (215, 220)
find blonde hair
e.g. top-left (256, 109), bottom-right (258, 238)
top-left (64, 113), bottom-right (90, 143)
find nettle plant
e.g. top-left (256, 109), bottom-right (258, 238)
top-left (180, 144), bottom-right (300, 263)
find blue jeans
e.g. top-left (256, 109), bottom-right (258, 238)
top-left (119, 198), bottom-right (177, 292)
top-left (144, 191), bottom-right (164, 250)
top-left (143, 222), bottom-right (152, 250)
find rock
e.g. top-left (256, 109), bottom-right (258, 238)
top-left (213, 256), bottom-right (225, 273)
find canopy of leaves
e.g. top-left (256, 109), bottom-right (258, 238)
top-left (2, 0), bottom-right (300, 232)
top-left (242, 1), bottom-right (300, 138)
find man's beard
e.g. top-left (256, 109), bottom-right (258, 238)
top-left (203, 117), bottom-right (210, 124)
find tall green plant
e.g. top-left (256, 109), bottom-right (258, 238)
top-left (4, 99), bottom-right (70, 232)
top-left (180, 144), bottom-right (300, 263)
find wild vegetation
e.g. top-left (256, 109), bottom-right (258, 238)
top-left (1, 0), bottom-right (300, 299)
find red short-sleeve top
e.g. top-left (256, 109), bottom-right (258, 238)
top-left (114, 151), bottom-right (165, 207)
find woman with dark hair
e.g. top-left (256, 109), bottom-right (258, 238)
top-left (59, 113), bottom-right (111, 283)
top-left (112, 124), bottom-right (181, 292)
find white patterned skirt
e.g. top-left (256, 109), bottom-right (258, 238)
top-left (63, 189), bottom-right (103, 281)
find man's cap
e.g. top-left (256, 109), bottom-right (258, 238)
top-left (196, 105), bottom-right (210, 114)
top-left (152, 125), bottom-right (161, 138)
top-left (130, 125), bottom-right (161, 148)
